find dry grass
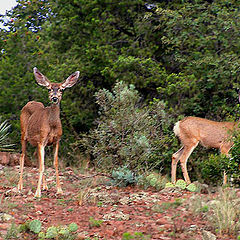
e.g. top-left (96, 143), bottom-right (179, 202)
top-left (188, 187), bottom-right (240, 236)
top-left (208, 187), bottom-right (240, 235)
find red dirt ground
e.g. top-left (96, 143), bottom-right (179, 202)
top-left (0, 165), bottom-right (238, 240)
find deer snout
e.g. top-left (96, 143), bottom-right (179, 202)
top-left (51, 97), bottom-right (59, 104)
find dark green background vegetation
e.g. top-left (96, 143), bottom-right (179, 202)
top-left (1, 0), bottom-right (240, 184)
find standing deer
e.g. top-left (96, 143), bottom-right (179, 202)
top-left (172, 116), bottom-right (237, 185)
top-left (18, 67), bottom-right (79, 198)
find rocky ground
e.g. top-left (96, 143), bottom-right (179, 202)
top-left (0, 165), bottom-right (239, 240)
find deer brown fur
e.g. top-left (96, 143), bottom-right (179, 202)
top-left (172, 116), bottom-right (236, 184)
top-left (18, 67), bottom-right (79, 197)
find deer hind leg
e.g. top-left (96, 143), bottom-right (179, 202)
top-left (171, 146), bottom-right (184, 184)
top-left (177, 142), bottom-right (199, 185)
top-left (54, 140), bottom-right (63, 194)
top-left (35, 144), bottom-right (45, 198)
top-left (18, 139), bottom-right (27, 191)
top-left (220, 144), bottom-right (232, 185)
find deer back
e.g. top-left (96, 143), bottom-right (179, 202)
top-left (175, 116), bottom-right (237, 149)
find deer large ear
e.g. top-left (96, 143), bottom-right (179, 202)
top-left (33, 67), bottom-right (51, 88)
top-left (61, 71), bottom-right (80, 89)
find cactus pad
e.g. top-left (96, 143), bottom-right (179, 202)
top-left (175, 179), bottom-right (187, 189)
top-left (165, 182), bottom-right (175, 188)
top-left (186, 183), bottom-right (197, 192)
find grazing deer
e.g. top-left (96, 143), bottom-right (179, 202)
top-left (18, 67), bottom-right (79, 198)
top-left (172, 116), bottom-right (237, 185)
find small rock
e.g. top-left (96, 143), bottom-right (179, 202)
top-left (36, 210), bottom-right (42, 215)
top-left (11, 187), bottom-right (19, 193)
top-left (27, 189), bottom-right (33, 195)
top-left (189, 224), bottom-right (197, 231)
top-left (202, 230), bottom-right (216, 240)
top-left (103, 211), bottom-right (130, 221)
top-left (0, 213), bottom-right (14, 221)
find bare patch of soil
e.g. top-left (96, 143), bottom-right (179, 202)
top-left (0, 165), bottom-right (237, 240)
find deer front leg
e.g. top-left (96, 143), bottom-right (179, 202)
top-left (18, 139), bottom-right (27, 191)
top-left (35, 148), bottom-right (48, 190)
top-left (54, 140), bottom-right (63, 194)
top-left (35, 144), bottom-right (45, 198)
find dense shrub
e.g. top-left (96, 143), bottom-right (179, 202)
top-left (197, 154), bottom-right (228, 185)
top-left (197, 130), bottom-right (240, 185)
top-left (79, 81), bottom-right (170, 173)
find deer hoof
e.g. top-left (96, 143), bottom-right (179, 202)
top-left (57, 188), bottom-right (63, 195)
top-left (42, 184), bottom-right (48, 190)
top-left (34, 189), bottom-right (41, 198)
top-left (17, 182), bottom-right (23, 191)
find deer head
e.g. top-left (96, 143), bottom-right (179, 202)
top-left (33, 67), bottom-right (80, 104)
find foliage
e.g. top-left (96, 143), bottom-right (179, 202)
top-left (3, 223), bottom-right (19, 240)
top-left (149, 1), bottom-right (240, 118)
top-left (67, 223), bottom-right (78, 232)
top-left (111, 166), bottom-right (142, 187)
top-left (228, 130), bottom-right (240, 183)
top-left (79, 81), bottom-right (170, 172)
top-left (175, 179), bottom-right (187, 189)
top-left (165, 182), bottom-right (174, 188)
top-left (89, 217), bottom-right (103, 228)
top-left (144, 173), bottom-right (168, 190)
top-left (208, 188), bottom-right (240, 235)
top-left (165, 180), bottom-right (198, 192)
top-left (186, 183), bottom-right (197, 192)
top-left (28, 219), bottom-right (42, 234)
top-left (122, 231), bottom-right (151, 240)
top-left (0, 0), bottom-right (240, 183)
top-left (0, 118), bottom-right (14, 151)
top-left (198, 148), bottom-right (239, 186)
top-left (18, 219), bottom-right (79, 240)
top-left (152, 198), bottom-right (183, 213)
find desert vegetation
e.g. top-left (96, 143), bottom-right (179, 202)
top-left (0, 0), bottom-right (240, 239)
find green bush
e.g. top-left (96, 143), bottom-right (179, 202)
top-left (198, 143), bottom-right (240, 185)
top-left (198, 154), bottom-right (228, 185)
top-left (111, 166), bottom-right (142, 187)
top-left (228, 131), bottom-right (240, 184)
top-left (79, 81), bottom-right (170, 173)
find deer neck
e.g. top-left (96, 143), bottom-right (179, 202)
top-left (48, 104), bottom-right (61, 126)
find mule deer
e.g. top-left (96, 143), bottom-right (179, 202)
top-left (18, 67), bottom-right (79, 197)
top-left (172, 116), bottom-right (237, 185)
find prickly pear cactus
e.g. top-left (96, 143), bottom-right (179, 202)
top-left (165, 182), bottom-right (175, 188)
top-left (186, 183), bottom-right (197, 192)
top-left (149, 178), bottom-right (158, 187)
top-left (175, 179), bottom-right (187, 189)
